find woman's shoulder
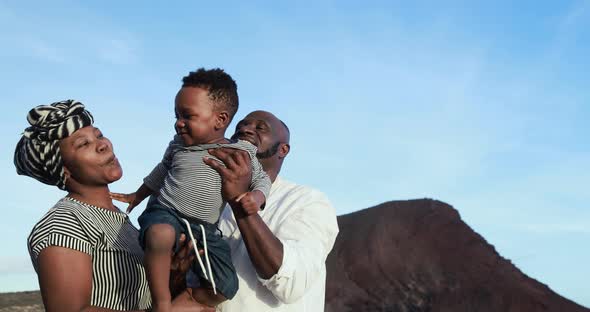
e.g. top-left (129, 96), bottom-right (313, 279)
top-left (34, 197), bottom-right (95, 226)
top-left (29, 198), bottom-right (93, 238)
top-left (32, 197), bottom-right (82, 223)
top-left (27, 198), bottom-right (97, 267)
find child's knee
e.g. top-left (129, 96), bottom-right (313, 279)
top-left (190, 287), bottom-right (227, 307)
top-left (145, 223), bottom-right (176, 252)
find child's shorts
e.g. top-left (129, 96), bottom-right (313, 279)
top-left (138, 199), bottom-right (238, 299)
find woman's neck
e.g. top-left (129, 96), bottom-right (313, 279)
top-left (67, 186), bottom-right (117, 211)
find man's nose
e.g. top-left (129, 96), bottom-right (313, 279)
top-left (237, 124), bottom-right (255, 135)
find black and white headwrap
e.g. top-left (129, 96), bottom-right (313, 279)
top-left (14, 100), bottom-right (94, 190)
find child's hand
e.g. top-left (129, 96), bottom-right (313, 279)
top-left (237, 190), bottom-right (265, 216)
top-left (110, 192), bottom-right (140, 213)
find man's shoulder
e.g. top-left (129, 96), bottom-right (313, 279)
top-left (275, 176), bottom-right (323, 191)
top-left (271, 177), bottom-right (330, 205)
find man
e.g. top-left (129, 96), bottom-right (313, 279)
top-left (204, 110), bottom-right (339, 311)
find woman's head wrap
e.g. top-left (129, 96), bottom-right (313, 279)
top-left (14, 100), bottom-right (94, 190)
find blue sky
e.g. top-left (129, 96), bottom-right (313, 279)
top-left (1, 0), bottom-right (589, 307)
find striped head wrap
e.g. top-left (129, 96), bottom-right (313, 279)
top-left (14, 100), bottom-right (94, 190)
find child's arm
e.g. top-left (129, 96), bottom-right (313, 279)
top-left (237, 143), bottom-right (272, 216)
top-left (111, 137), bottom-right (179, 213)
top-left (236, 190), bottom-right (266, 216)
top-left (110, 183), bottom-right (154, 213)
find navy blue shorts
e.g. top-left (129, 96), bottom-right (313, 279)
top-left (138, 199), bottom-right (238, 299)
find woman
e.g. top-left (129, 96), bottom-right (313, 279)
top-left (14, 100), bottom-right (213, 312)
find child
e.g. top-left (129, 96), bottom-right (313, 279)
top-left (111, 68), bottom-right (270, 311)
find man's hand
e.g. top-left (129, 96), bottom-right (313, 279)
top-left (204, 148), bottom-right (253, 217)
top-left (110, 192), bottom-right (140, 213)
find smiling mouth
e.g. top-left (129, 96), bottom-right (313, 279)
top-left (236, 134), bottom-right (257, 146)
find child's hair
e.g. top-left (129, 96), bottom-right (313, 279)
top-left (182, 68), bottom-right (239, 122)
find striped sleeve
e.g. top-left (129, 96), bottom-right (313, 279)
top-left (28, 208), bottom-right (93, 270)
top-left (250, 157), bottom-right (271, 198)
top-left (241, 141), bottom-right (271, 198)
top-left (144, 137), bottom-right (179, 191)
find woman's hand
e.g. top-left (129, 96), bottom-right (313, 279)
top-left (171, 288), bottom-right (215, 312)
top-left (170, 234), bottom-right (197, 297)
top-left (169, 236), bottom-right (213, 311)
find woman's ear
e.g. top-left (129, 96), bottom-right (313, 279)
top-left (62, 166), bottom-right (71, 186)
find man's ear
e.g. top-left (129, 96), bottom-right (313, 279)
top-left (278, 143), bottom-right (290, 159)
top-left (215, 111), bottom-right (230, 130)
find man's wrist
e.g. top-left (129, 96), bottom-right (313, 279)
top-left (231, 201), bottom-right (261, 220)
top-left (229, 199), bottom-right (248, 219)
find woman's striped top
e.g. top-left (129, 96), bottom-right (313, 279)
top-left (28, 197), bottom-right (151, 310)
top-left (144, 137), bottom-right (271, 224)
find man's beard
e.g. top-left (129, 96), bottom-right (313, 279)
top-left (256, 141), bottom-right (281, 159)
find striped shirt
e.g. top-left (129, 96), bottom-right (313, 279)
top-left (144, 137), bottom-right (271, 224)
top-left (28, 197), bottom-right (151, 310)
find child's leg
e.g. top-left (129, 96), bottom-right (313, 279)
top-left (191, 286), bottom-right (227, 307)
top-left (144, 223), bottom-right (176, 312)
top-left (185, 223), bottom-right (235, 307)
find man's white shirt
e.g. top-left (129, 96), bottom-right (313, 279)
top-left (216, 176), bottom-right (339, 311)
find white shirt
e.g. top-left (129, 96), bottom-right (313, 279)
top-left (217, 176), bottom-right (339, 311)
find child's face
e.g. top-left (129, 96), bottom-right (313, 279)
top-left (174, 87), bottom-right (220, 146)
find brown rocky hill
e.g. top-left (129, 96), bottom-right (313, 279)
top-left (325, 199), bottom-right (588, 312)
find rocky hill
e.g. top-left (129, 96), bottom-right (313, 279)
top-left (325, 199), bottom-right (588, 311)
top-left (0, 291), bottom-right (42, 312)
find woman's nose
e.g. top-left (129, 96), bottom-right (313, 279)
top-left (97, 141), bottom-right (108, 153)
